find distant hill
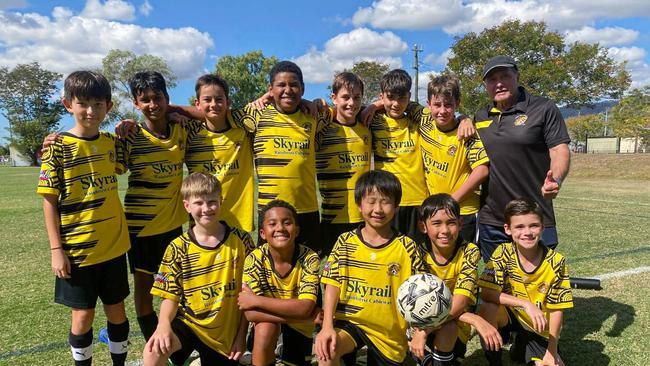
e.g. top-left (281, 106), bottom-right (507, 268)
top-left (560, 100), bottom-right (619, 119)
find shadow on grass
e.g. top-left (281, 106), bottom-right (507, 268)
top-left (462, 296), bottom-right (633, 365)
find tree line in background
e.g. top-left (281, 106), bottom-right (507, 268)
top-left (0, 20), bottom-right (647, 165)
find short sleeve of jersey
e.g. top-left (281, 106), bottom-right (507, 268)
top-left (231, 105), bottom-right (259, 133)
top-left (243, 249), bottom-right (264, 296)
top-left (320, 234), bottom-right (346, 288)
top-left (454, 243), bottom-right (481, 302)
top-left (545, 256), bottom-right (573, 310)
top-left (151, 239), bottom-right (183, 303)
top-left (465, 136), bottom-right (490, 170)
top-left (298, 248), bottom-right (320, 302)
top-left (542, 102), bottom-right (570, 148)
top-left (478, 244), bottom-right (506, 292)
top-left (37, 143), bottom-right (63, 196)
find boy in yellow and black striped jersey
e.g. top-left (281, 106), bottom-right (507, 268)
top-left (239, 200), bottom-right (321, 366)
top-left (38, 71), bottom-right (130, 366)
top-left (316, 170), bottom-right (429, 366)
top-left (316, 72), bottom-right (371, 256)
top-left (144, 173), bottom-right (254, 366)
top-left (369, 69), bottom-right (429, 244)
top-left (419, 75), bottom-right (489, 244)
top-left (478, 198), bottom-right (573, 366)
top-left (122, 71), bottom-right (201, 341)
top-left (185, 74), bottom-right (254, 232)
top-left (409, 194), bottom-right (500, 366)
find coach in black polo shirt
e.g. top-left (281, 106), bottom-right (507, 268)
top-left (475, 55), bottom-right (571, 261)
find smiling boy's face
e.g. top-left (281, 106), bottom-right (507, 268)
top-left (269, 72), bottom-right (304, 114)
top-left (259, 206), bottom-right (299, 250)
top-left (133, 89), bottom-right (169, 123)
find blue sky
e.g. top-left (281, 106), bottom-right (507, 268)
top-left (1, 0), bottom-right (649, 139)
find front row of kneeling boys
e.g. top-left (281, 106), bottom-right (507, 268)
top-left (142, 170), bottom-right (572, 366)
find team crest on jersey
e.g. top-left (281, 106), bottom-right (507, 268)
top-left (447, 145), bottom-right (457, 156)
top-left (39, 170), bottom-right (51, 181)
top-left (514, 114), bottom-right (528, 126)
top-left (303, 122), bottom-right (312, 132)
top-left (537, 282), bottom-right (548, 294)
top-left (387, 262), bottom-right (401, 276)
top-left (369, 253), bottom-right (377, 261)
top-left (108, 150), bottom-right (115, 163)
top-left (91, 144), bottom-right (98, 153)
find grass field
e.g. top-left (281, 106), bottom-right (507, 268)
top-left (1, 154), bottom-right (649, 365)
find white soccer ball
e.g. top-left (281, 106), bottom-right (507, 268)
top-left (397, 273), bottom-right (452, 328)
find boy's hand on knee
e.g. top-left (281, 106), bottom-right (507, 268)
top-left (523, 302), bottom-right (547, 334)
top-left (315, 327), bottom-right (337, 362)
top-left (541, 349), bottom-right (562, 366)
top-left (475, 317), bottom-right (502, 351)
top-left (408, 327), bottom-right (427, 360)
top-left (147, 323), bottom-right (174, 355)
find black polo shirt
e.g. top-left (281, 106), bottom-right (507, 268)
top-left (474, 87), bottom-right (570, 227)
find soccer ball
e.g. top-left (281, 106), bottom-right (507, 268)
top-left (397, 273), bottom-right (452, 328)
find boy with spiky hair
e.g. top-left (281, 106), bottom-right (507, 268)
top-left (420, 74), bottom-right (489, 243)
top-left (186, 74), bottom-right (255, 232)
top-left (38, 70), bottom-right (130, 365)
top-left (144, 172), bottom-right (253, 366)
top-left (370, 69), bottom-right (429, 243)
top-left (123, 71), bottom-right (201, 341)
top-left (316, 71), bottom-right (371, 256)
top-left (479, 198), bottom-right (573, 366)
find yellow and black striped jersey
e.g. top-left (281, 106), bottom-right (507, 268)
top-left (243, 243), bottom-right (320, 337)
top-left (37, 132), bottom-right (130, 267)
top-left (121, 121), bottom-right (200, 237)
top-left (316, 119), bottom-right (371, 224)
top-left (370, 113), bottom-right (428, 206)
top-left (419, 114), bottom-right (489, 215)
top-left (423, 241), bottom-right (481, 343)
top-left (185, 115), bottom-right (254, 232)
top-left (479, 243), bottom-right (573, 338)
top-left (232, 105), bottom-right (331, 213)
top-left (321, 228), bottom-right (428, 362)
top-left (150, 224), bottom-right (254, 356)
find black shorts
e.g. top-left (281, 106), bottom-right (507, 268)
top-left (320, 222), bottom-right (360, 257)
top-left (258, 211), bottom-right (321, 254)
top-left (392, 205), bottom-right (425, 244)
top-left (500, 309), bottom-right (557, 364)
top-left (54, 254), bottom-right (129, 309)
top-left (250, 323), bottom-right (313, 366)
top-left (335, 320), bottom-right (402, 366)
top-left (169, 318), bottom-right (238, 366)
top-left (460, 213), bottom-right (477, 244)
top-left (127, 227), bottom-right (182, 274)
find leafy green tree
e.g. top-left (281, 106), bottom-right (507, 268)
top-left (346, 61), bottom-right (390, 105)
top-left (101, 49), bottom-right (177, 126)
top-left (214, 51), bottom-right (278, 109)
top-left (0, 62), bottom-right (64, 165)
top-left (609, 87), bottom-right (650, 152)
top-left (446, 20), bottom-right (631, 115)
top-left (566, 114), bottom-right (606, 143)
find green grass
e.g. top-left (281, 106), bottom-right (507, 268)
top-left (1, 154), bottom-right (649, 365)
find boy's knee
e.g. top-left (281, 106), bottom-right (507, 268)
top-left (433, 321), bottom-right (458, 351)
top-left (104, 302), bottom-right (127, 323)
top-left (254, 322), bottom-right (280, 346)
top-left (71, 308), bottom-right (96, 334)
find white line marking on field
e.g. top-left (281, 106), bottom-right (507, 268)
top-left (594, 266), bottom-right (650, 281)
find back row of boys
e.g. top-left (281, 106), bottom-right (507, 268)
top-left (38, 61), bottom-right (572, 366)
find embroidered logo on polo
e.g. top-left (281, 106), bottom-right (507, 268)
top-left (514, 114), bottom-right (528, 126)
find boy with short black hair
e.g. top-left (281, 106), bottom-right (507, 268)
top-left (316, 170), bottom-right (428, 366)
top-left (420, 75), bottom-right (489, 243)
top-left (144, 172), bottom-right (253, 366)
top-left (370, 69), bottom-right (429, 244)
top-left (410, 194), bottom-right (500, 366)
top-left (123, 71), bottom-right (200, 340)
top-left (316, 71), bottom-right (371, 256)
top-left (38, 70), bottom-right (130, 365)
top-left (239, 199), bottom-right (321, 366)
top-left (478, 198), bottom-right (573, 366)
top-left (185, 73), bottom-right (255, 232)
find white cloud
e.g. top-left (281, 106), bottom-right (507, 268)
top-left (80, 0), bottom-right (135, 21)
top-left (139, 0), bottom-right (152, 16)
top-left (0, 8), bottom-right (213, 80)
top-left (565, 26), bottom-right (638, 47)
top-left (293, 28), bottom-right (407, 84)
top-left (609, 46), bottom-right (650, 88)
top-left (415, 71), bottom-right (439, 104)
top-left (352, 0), bottom-right (467, 30)
top-left (353, 0), bottom-right (650, 34)
top-left (424, 49), bottom-right (453, 68)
